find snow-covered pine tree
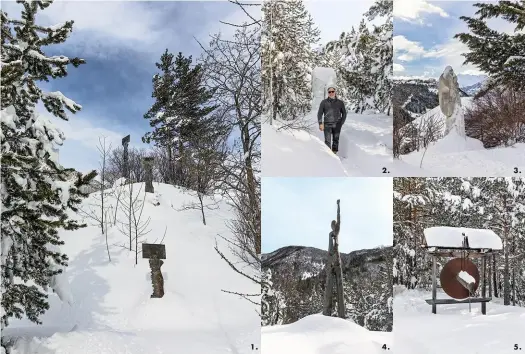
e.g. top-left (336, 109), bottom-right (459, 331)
top-left (322, 0), bottom-right (392, 115)
top-left (455, 0), bottom-right (525, 95)
top-left (365, 0), bottom-right (392, 115)
top-left (142, 50), bottom-right (177, 183)
top-left (143, 51), bottom-right (218, 188)
top-left (323, 29), bottom-right (361, 109)
top-left (0, 0), bottom-right (96, 332)
top-left (261, 0), bottom-right (320, 121)
top-left (261, 268), bottom-right (285, 326)
top-left (393, 178), bottom-right (432, 288)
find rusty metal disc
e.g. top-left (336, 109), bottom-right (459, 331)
top-left (440, 258), bottom-right (480, 300)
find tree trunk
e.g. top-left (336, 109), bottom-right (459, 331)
top-left (333, 234), bottom-right (345, 318)
top-left (198, 192), bottom-right (206, 226)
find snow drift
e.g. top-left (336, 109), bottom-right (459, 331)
top-left (394, 287), bottom-right (525, 354)
top-left (3, 182), bottom-right (260, 354)
top-left (395, 97), bottom-right (525, 176)
top-left (261, 314), bottom-right (392, 354)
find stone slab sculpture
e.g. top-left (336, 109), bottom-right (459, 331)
top-left (438, 66), bottom-right (465, 137)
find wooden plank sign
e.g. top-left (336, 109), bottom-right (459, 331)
top-left (142, 243), bottom-right (166, 260)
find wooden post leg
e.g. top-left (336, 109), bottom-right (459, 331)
top-left (322, 234), bottom-right (335, 316)
top-left (335, 261), bottom-right (345, 318)
top-left (432, 255), bottom-right (437, 314)
top-left (482, 255), bottom-right (487, 315)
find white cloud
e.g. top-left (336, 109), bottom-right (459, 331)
top-left (394, 35), bottom-right (427, 62)
top-left (394, 0), bottom-right (449, 23)
top-left (424, 39), bottom-right (485, 75)
top-left (393, 63), bottom-right (405, 72)
top-left (394, 35), bottom-right (426, 55)
top-left (2, 1), bottom-right (252, 60)
top-left (393, 34), bottom-right (485, 75)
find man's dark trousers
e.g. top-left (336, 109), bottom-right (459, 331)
top-left (324, 120), bottom-right (343, 153)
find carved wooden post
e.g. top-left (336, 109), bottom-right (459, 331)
top-left (143, 156), bottom-right (154, 193)
top-left (122, 135), bottom-right (130, 182)
top-left (322, 199), bottom-right (345, 318)
top-left (142, 243), bottom-right (166, 298)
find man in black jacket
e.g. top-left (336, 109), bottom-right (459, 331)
top-left (317, 87), bottom-right (347, 154)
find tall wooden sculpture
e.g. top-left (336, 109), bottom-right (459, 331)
top-left (322, 199), bottom-right (346, 318)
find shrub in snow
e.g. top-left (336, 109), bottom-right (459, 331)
top-left (465, 88), bottom-right (525, 148)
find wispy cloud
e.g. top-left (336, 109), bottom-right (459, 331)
top-left (394, 0), bottom-right (449, 24)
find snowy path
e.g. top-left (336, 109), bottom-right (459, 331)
top-left (394, 289), bottom-right (525, 354)
top-left (332, 112), bottom-right (393, 176)
top-left (262, 66), bottom-right (393, 177)
top-left (262, 315), bottom-right (392, 354)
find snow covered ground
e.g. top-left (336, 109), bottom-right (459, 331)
top-left (261, 314), bottom-right (392, 354)
top-left (394, 98), bottom-right (525, 176)
top-left (2, 183), bottom-right (260, 354)
top-left (394, 287), bottom-right (525, 354)
top-left (262, 67), bottom-right (393, 177)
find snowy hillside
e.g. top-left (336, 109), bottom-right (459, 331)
top-left (262, 67), bottom-right (393, 177)
top-left (394, 97), bottom-right (525, 176)
top-left (262, 315), bottom-right (392, 354)
top-left (394, 287), bottom-right (525, 354)
top-left (2, 183), bottom-right (260, 354)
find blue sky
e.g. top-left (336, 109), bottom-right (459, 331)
top-left (393, 0), bottom-right (518, 86)
top-left (3, 1), bottom-right (256, 173)
top-left (261, 178), bottom-right (393, 254)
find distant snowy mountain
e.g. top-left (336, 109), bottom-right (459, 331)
top-left (461, 81), bottom-right (485, 96)
top-left (392, 77), bottom-right (439, 117)
top-left (262, 245), bottom-right (392, 331)
top-left (393, 76), bottom-right (471, 117)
